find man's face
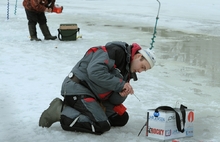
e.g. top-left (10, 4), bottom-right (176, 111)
top-left (130, 53), bottom-right (151, 73)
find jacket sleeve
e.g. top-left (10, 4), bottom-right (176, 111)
top-left (87, 49), bottom-right (125, 93)
top-left (48, 0), bottom-right (56, 8)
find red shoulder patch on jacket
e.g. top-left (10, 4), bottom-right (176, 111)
top-left (86, 46), bottom-right (107, 55)
top-left (86, 47), bottom-right (98, 55)
top-left (101, 46), bottom-right (107, 52)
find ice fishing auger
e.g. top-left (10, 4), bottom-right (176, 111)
top-left (6, 0), bottom-right (18, 19)
top-left (137, 0), bottom-right (161, 136)
top-left (149, 0), bottom-right (161, 50)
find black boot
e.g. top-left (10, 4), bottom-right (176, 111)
top-left (40, 24), bottom-right (57, 40)
top-left (28, 25), bottom-right (41, 41)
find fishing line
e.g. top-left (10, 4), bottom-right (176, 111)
top-left (133, 94), bottom-right (141, 102)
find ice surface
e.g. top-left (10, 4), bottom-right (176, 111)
top-left (1, 0), bottom-right (220, 142)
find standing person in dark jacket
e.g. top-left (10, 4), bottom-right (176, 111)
top-left (23, 0), bottom-right (57, 41)
top-left (39, 41), bottom-right (156, 134)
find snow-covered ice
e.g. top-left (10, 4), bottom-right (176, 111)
top-left (1, 0), bottom-right (220, 142)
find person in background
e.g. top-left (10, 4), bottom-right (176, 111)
top-left (39, 41), bottom-right (156, 135)
top-left (23, 0), bottom-right (57, 41)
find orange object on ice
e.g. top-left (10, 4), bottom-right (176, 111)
top-left (52, 5), bottom-right (63, 14)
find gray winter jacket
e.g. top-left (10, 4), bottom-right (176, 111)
top-left (61, 41), bottom-right (137, 100)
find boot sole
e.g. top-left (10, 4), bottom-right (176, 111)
top-left (45, 37), bottom-right (57, 40)
top-left (30, 39), bottom-right (42, 41)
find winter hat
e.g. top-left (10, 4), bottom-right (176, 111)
top-left (138, 49), bottom-right (156, 68)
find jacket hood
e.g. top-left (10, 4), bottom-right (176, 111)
top-left (131, 43), bottom-right (142, 61)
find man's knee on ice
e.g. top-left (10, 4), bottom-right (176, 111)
top-left (108, 111), bottom-right (129, 126)
top-left (106, 103), bottom-right (129, 126)
top-left (60, 115), bottom-right (110, 135)
top-left (103, 101), bottom-right (129, 126)
top-left (60, 106), bottom-right (110, 134)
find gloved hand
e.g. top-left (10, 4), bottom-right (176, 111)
top-left (45, 8), bottom-right (52, 12)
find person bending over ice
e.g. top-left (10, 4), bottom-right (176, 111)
top-left (39, 41), bottom-right (156, 135)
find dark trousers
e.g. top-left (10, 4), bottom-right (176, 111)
top-left (25, 9), bottom-right (47, 26)
top-left (60, 93), bottom-right (129, 135)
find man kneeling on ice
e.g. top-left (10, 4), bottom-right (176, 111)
top-left (39, 41), bottom-right (156, 135)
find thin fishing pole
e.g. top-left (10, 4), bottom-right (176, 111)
top-left (149, 0), bottom-right (161, 50)
top-left (133, 94), bottom-right (141, 101)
